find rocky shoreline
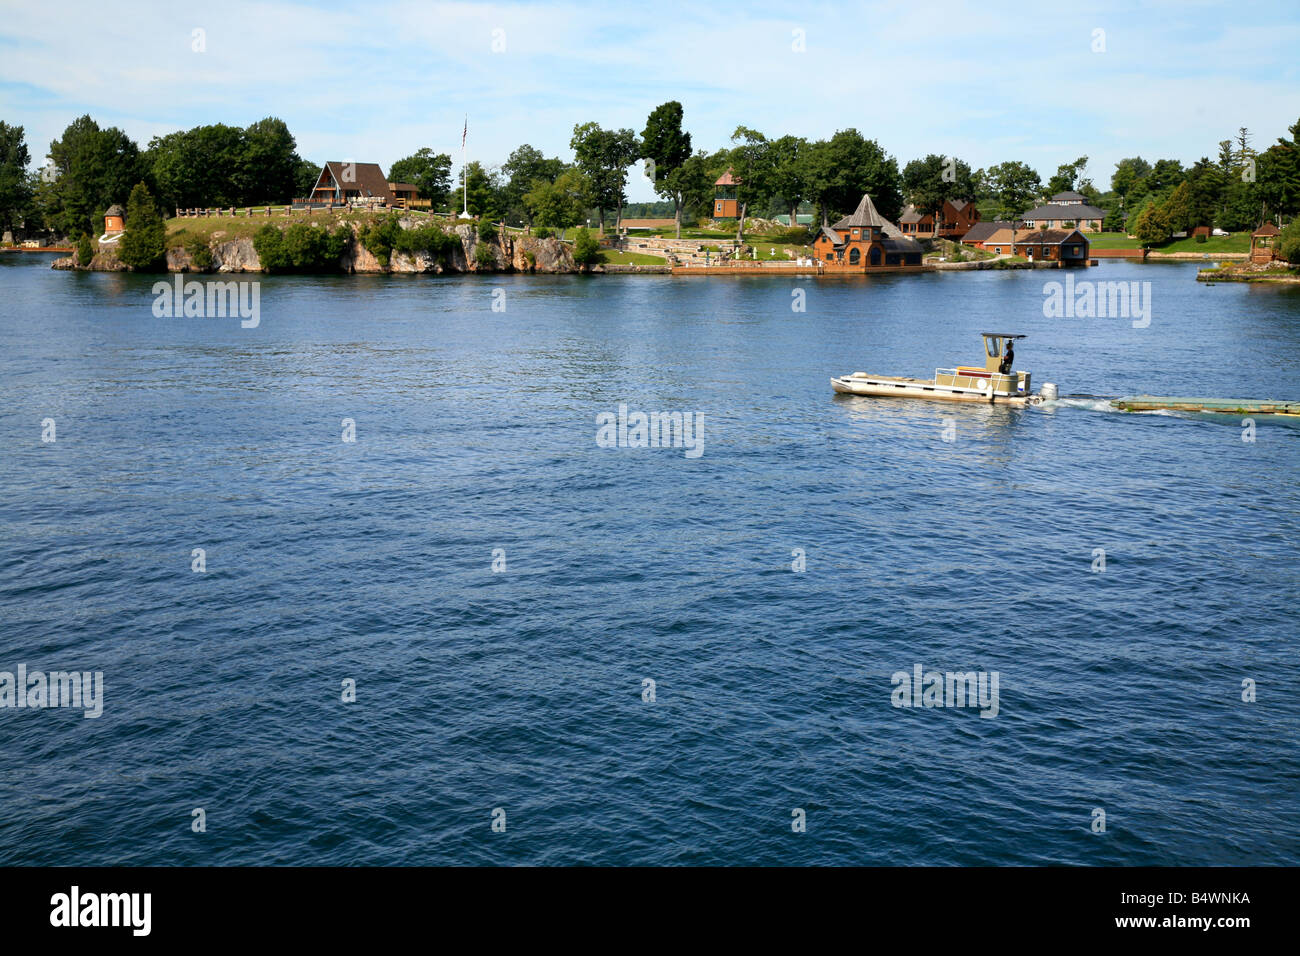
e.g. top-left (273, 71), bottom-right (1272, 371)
top-left (52, 220), bottom-right (596, 275)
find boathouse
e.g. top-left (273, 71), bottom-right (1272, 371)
top-left (811, 194), bottom-right (924, 270)
top-left (960, 221), bottom-right (1019, 251)
top-left (1012, 228), bottom-right (1090, 264)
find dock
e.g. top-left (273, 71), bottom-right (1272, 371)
top-left (1111, 395), bottom-right (1300, 416)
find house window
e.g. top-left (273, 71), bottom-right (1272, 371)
top-left (869, 246), bottom-right (881, 266)
top-left (853, 229), bottom-right (859, 237)
top-left (1069, 245), bottom-right (1079, 256)
top-left (849, 247), bottom-right (860, 264)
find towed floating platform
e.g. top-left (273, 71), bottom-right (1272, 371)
top-left (1110, 395), bottom-right (1300, 416)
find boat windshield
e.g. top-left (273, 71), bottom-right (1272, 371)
top-left (984, 337), bottom-right (1001, 357)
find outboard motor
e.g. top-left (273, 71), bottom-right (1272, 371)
top-left (1038, 382), bottom-right (1059, 402)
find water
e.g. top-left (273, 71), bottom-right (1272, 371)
top-left (1, 255), bottom-right (1297, 865)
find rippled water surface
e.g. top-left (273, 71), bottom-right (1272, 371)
top-left (1, 255), bottom-right (1297, 865)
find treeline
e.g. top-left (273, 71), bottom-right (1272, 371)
top-left (1, 106), bottom-right (1296, 246)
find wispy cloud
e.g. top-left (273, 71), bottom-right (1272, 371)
top-left (1, 0), bottom-right (1296, 199)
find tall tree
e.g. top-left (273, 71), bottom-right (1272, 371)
top-left (118, 182), bottom-right (167, 269)
top-left (985, 160), bottom-right (1041, 221)
top-left (239, 117), bottom-right (300, 203)
top-left (0, 121), bottom-right (34, 236)
top-left (523, 168), bottom-right (586, 238)
top-left (500, 144), bottom-right (564, 225)
top-left (570, 123), bottom-right (639, 232)
top-left (902, 153), bottom-right (974, 230)
top-left (728, 126), bottom-right (774, 241)
top-left (640, 101), bottom-right (692, 237)
top-left (802, 129), bottom-right (902, 225)
top-left (766, 135), bottom-right (809, 226)
top-left (43, 115), bottom-right (144, 236)
top-left (388, 147), bottom-right (453, 212)
top-left (457, 161), bottom-right (503, 219)
top-left (1046, 156), bottom-right (1089, 195)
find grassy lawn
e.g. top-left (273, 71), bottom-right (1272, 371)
top-left (1087, 231), bottom-right (1252, 253)
top-left (165, 208), bottom-right (460, 245)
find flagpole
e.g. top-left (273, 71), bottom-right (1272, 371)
top-left (459, 115), bottom-right (472, 219)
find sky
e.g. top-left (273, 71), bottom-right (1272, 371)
top-left (2, 0), bottom-right (1298, 202)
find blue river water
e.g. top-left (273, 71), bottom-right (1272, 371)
top-left (0, 254), bottom-right (1297, 865)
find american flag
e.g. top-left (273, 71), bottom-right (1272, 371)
top-left (462, 117), bottom-right (467, 149)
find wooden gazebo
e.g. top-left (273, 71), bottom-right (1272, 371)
top-left (1250, 222), bottom-right (1280, 263)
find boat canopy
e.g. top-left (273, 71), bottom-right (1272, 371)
top-left (980, 332), bottom-right (1026, 339)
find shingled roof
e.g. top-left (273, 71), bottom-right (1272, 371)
top-left (1022, 202), bottom-right (1106, 221)
top-left (831, 193), bottom-right (888, 229)
top-left (961, 221), bottom-right (1015, 242)
top-left (317, 162), bottom-right (393, 202)
top-left (1014, 228), bottom-right (1087, 245)
top-left (899, 204), bottom-right (929, 223)
top-left (1252, 222), bottom-right (1281, 237)
top-left (1049, 190), bottom-right (1088, 203)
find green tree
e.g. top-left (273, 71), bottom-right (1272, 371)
top-left (524, 168), bottom-right (585, 238)
top-left (985, 160), bottom-right (1042, 220)
top-left (1131, 201), bottom-right (1170, 246)
top-left (239, 117), bottom-right (302, 203)
top-left (0, 121), bottom-right (33, 237)
top-left (1158, 181), bottom-right (1195, 233)
top-left (118, 182), bottom-right (167, 270)
top-left (728, 126), bottom-right (775, 240)
top-left (1046, 156), bottom-right (1089, 195)
top-left (766, 135), bottom-right (809, 226)
top-left (570, 122), bottom-right (639, 232)
top-left (501, 144), bottom-right (564, 225)
top-left (571, 225), bottom-right (601, 265)
top-left (388, 147), bottom-right (453, 212)
top-left (1277, 217), bottom-right (1300, 264)
top-left (1110, 156), bottom-right (1152, 218)
top-left (902, 153), bottom-right (974, 229)
top-left (43, 115), bottom-right (145, 236)
top-left (457, 161), bottom-right (502, 219)
top-left (75, 233), bottom-right (94, 267)
top-left (640, 101), bottom-right (693, 237)
top-left (802, 129), bottom-right (903, 225)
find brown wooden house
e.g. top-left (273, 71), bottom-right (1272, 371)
top-left (305, 162), bottom-right (393, 206)
top-left (960, 221), bottom-right (1019, 252)
top-left (1012, 228), bottom-right (1090, 264)
top-left (810, 193), bottom-right (924, 270)
top-left (899, 198), bottom-right (981, 239)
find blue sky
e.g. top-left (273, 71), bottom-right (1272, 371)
top-left (2, 0), bottom-right (1297, 201)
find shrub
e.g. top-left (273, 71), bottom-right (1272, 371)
top-left (187, 237), bottom-right (214, 271)
top-left (1195, 232), bottom-right (1208, 244)
top-left (524, 250), bottom-right (536, 270)
top-left (254, 222), bottom-right (349, 272)
top-left (571, 226), bottom-right (601, 265)
top-left (118, 183), bottom-right (167, 270)
top-left (1278, 220), bottom-right (1300, 265)
top-left (770, 226), bottom-right (810, 244)
top-left (358, 215), bottom-right (402, 267)
top-left (532, 226), bottom-right (553, 239)
top-left (393, 223), bottom-right (458, 263)
top-left (477, 219), bottom-right (497, 242)
top-left (76, 233), bottom-right (94, 267)
top-left (474, 241), bottom-right (497, 269)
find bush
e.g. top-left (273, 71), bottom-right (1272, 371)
top-left (1195, 232), bottom-right (1208, 244)
top-left (254, 222), bottom-right (349, 272)
top-left (474, 241), bottom-right (497, 269)
top-left (1279, 220), bottom-right (1300, 265)
top-left (118, 183), bottom-right (167, 270)
top-left (477, 219), bottom-right (497, 242)
top-left (358, 215), bottom-right (403, 267)
top-left (532, 226), bottom-right (553, 239)
top-left (76, 233), bottom-right (94, 267)
top-left (187, 237), bottom-right (214, 271)
top-left (571, 226), bottom-right (601, 265)
top-left (393, 223), bottom-right (458, 263)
